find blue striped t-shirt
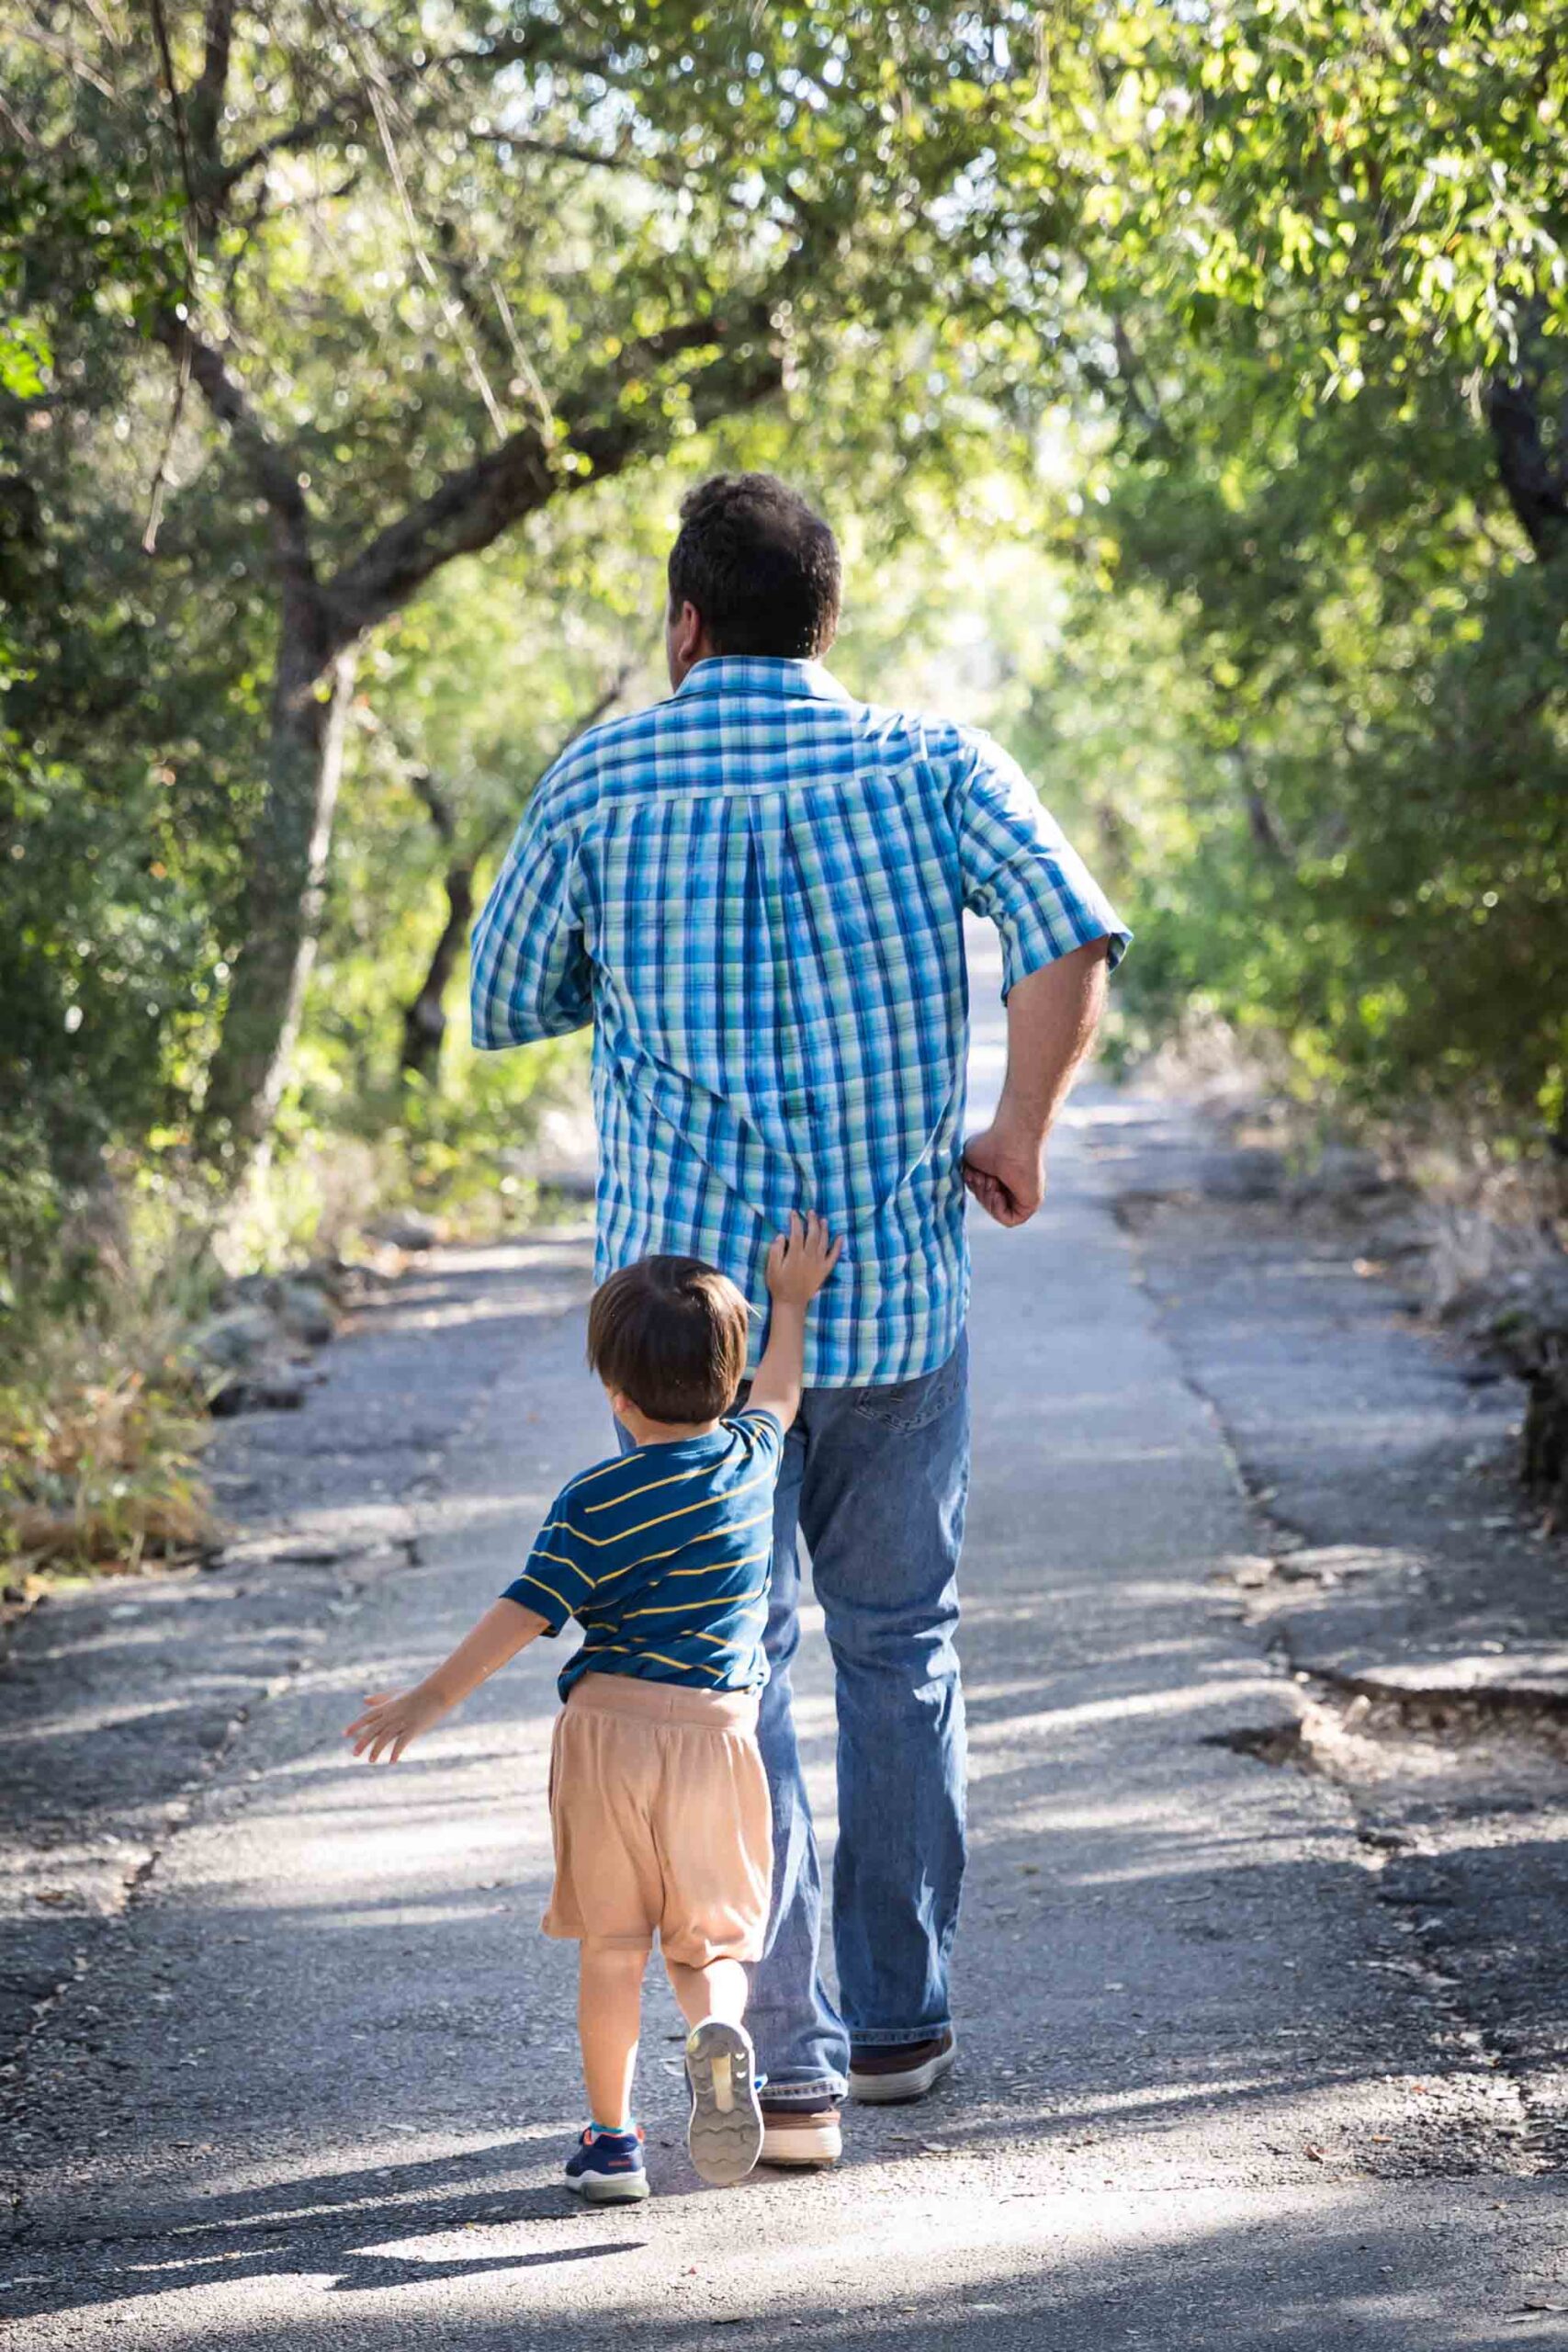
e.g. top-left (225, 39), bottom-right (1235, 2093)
top-left (502, 1409), bottom-right (784, 1702)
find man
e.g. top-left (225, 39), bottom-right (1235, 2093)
top-left (471, 473), bottom-right (1129, 2167)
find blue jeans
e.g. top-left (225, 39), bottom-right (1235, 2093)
top-left (747, 1334), bottom-right (971, 2106)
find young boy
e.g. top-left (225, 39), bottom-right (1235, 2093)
top-left (345, 1213), bottom-right (840, 2202)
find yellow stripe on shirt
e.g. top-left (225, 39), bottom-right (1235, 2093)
top-left (536, 1470), bottom-right (775, 1549)
top-left (588, 1510), bottom-right (776, 1586)
top-left (622, 1583), bottom-right (766, 1622)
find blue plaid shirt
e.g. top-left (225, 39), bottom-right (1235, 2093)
top-left (470, 658), bottom-right (1129, 1387)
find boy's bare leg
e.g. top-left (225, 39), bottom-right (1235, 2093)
top-left (578, 1939), bottom-right (649, 2128)
top-left (670, 1956), bottom-right (762, 2185)
top-left (666, 1956), bottom-right (749, 2028)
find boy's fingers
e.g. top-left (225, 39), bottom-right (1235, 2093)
top-left (345, 1696), bottom-right (393, 1740)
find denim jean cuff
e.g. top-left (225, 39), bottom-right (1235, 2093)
top-left (845, 2024), bottom-right (953, 2050)
top-left (759, 2076), bottom-right (848, 2107)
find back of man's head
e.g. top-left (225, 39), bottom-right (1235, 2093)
top-left (668, 473), bottom-right (840, 659)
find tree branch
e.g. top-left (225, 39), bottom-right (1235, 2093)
top-left (219, 88), bottom-right (367, 191)
top-left (397, 665), bottom-right (631, 1080)
top-left (407, 763), bottom-right (457, 847)
top-left (464, 129), bottom-right (689, 187)
top-left (187, 0), bottom-right (235, 184)
top-left (322, 305), bottom-right (780, 647)
top-left (1485, 362), bottom-right (1568, 563)
top-left (143, 0), bottom-right (200, 552)
top-left (154, 316), bottom-right (321, 616)
top-left (218, 34), bottom-right (615, 193)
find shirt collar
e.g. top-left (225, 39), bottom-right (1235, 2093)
top-left (673, 656), bottom-right (853, 704)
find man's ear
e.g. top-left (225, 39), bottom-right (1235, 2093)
top-left (671, 598), bottom-right (707, 671)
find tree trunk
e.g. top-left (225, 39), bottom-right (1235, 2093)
top-left (172, 313), bottom-right (777, 1173)
top-left (1484, 331), bottom-right (1568, 563)
top-left (199, 620), bottom-right (356, 1152)
top-left (400, 860), bottom-right (475, 1085)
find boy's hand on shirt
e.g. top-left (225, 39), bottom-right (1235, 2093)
top-left (766, 1211), bottom-right (842, 1306)
top-left (344, 1684), bottom-right (450, 1764)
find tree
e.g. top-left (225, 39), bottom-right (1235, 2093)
top-left (10, 2), bottom-right (1011, 1164)
top-left (965, 1), bottom-right (1568, 1137)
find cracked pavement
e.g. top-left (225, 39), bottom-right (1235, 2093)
top-left (2, 949), bottom-right (1565, 2346)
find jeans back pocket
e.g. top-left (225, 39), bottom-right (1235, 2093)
top-left (849, 1336), bottom-right (966, 1432)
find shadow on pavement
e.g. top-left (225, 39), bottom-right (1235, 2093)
top-left (6, 2177), bottom-right (1555, 2345)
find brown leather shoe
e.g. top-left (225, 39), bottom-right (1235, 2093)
top-left (847, 2030), bottom-right (956, 2104)
top-left (758, 2101), bottom-right (842, 2167)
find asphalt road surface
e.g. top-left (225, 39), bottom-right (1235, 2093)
top-left (4, 953), bottom-right (1564, 2347)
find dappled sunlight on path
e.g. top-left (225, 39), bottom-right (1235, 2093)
top-left (4, 962), bottom-right (1561, 2346)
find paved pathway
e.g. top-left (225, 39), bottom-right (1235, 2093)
top-left (4, 959), bottom-right (1563, 2346)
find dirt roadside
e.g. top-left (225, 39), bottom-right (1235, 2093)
top-left (1080, 1086), bottom-right (1568, 2168)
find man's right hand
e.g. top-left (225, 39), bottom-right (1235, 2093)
top-left (962, 1121), bottom-right (1046, 1227)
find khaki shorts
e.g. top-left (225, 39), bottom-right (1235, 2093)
top-left (543, 1673), bottom-right (773, 1968)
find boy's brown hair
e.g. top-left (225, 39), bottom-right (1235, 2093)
top-left (587, 1256), bottom-right (750, 1424)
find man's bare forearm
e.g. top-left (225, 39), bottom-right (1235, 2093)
top-left (997, 938), bottom-right (1110, 1142)
top-left (963, 938), bottom-right (1111, 1227)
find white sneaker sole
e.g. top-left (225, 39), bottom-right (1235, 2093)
top-left (567, 2170), bottom-right (650, 2205)
top-left (759, 2115), bottom-right (842, 2167)
top-left (685, 2018), bottom-right (763, 2188)
top-left (848, 2037), bottom-right (957, 2105)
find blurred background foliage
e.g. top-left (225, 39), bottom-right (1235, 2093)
top-left (3, 1), bottom-right (1566, 1561)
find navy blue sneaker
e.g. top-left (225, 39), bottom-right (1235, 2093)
top-left (564, 2122), bottom-right (650, 2204)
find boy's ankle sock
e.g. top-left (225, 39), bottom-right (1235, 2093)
top-left (590, 2119), bottom-right (634, 2139)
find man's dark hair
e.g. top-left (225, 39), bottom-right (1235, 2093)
top-left (668, 473), bottom-right (840, 659)
top-left (587, 1255), bottom-right (750, 1423)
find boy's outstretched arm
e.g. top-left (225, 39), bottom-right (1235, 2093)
top-left (345, 1598), bottom-right (549, 1764)
top-left (748, 1212), bottom-right (841, 1433)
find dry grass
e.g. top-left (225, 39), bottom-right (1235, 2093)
top-left (1388, 1129), bottom-right (1567, 1314)
top-left (0, 1306), bottom-right (220, 1589)
top-left (1128, 1016), bottom-right (1567, 1316)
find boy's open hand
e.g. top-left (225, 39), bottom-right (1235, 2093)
top-left (344, 1685), bottom-right (448, 1764)
top-left (766, 1211), bottom-right (842, 1305)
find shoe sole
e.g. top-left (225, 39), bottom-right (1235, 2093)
top-left (685, 2019), bottom-right (763, 2188)
top-left (567, 2171), bottom-right (650, 2204)
top-left (848, 2040), bottom-right (957, 2105)
top-left (758, 2123), bottom-right (842, 2168)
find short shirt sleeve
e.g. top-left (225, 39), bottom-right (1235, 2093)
top-left (952, 730), bottom-right (1132, 998)
top-left (732, 1408), bottom-right (785, 1475)
top-left (502, 1481), bottom-right (597, 1637)
top-left (469, 784), bottom-right (592, 1048)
